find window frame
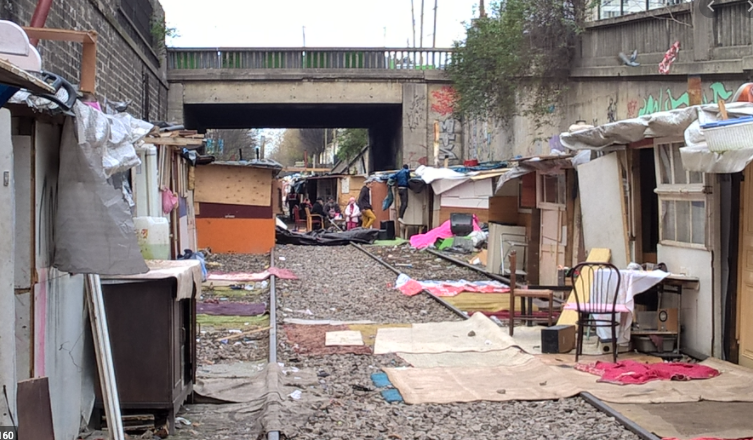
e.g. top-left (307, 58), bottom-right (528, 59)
top-left (653, 138), bottom-right (711, 250)
top-left (536, 170), bottom-right (567, 211)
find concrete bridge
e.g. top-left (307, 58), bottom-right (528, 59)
top-left (166, 3), bottom-right (753, 169)
top-left (166, 47), bottom-right (458, 171)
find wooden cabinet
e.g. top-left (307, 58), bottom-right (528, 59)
top-left (93, 278), bottom-right (195, 433)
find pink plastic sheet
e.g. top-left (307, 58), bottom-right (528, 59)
top-left (409, 217), bottom-right (482, 249)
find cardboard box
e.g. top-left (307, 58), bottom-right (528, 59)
top-left (541, 325), bottom-right (576, 353)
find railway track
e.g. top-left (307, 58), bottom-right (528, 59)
top-left (267, 244), bottom-right (658, 440)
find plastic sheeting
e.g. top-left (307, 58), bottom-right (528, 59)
top-left (53, 102), bottom-right (150, 275)
top-left (275, 226), bottom-right (380, 246)
top-left (558, 102), bottom-right (753, 174)
top-left (681, 103), bottom-right (753, 173)
top-left (73, 100), bottom-right (152, 178)
top-left (559, 107), bottom-right (698, 151)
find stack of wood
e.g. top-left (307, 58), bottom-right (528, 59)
top-left (143, 128), bottom-right (205, 148)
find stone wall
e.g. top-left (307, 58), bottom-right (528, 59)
top-left (1, 0), bottom-right (168, 121)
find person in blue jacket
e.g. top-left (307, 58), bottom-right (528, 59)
top-left (391, 164), bottom-right (411, 222)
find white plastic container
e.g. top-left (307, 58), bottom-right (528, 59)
top-left (134, 216), bottom-right (170, 260)
top-left (702, 117), bottom-right (753, 152)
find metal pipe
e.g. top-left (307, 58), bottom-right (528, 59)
top-left (267, 248), bottom-right (279, 440)
top-left (425, 248), bottom-right (526, 288)
top-left (350, 243), bottom-right (468, 320)
top-left (28, 0), bottom-right (54, 46)
top-left (580, 393), bottom-right (661, 440)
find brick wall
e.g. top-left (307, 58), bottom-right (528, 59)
top-left (1, 0), bottom-right (168, 122)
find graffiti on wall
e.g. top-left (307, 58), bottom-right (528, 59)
top-left (627, 99), bottom-right (639, 118)
top-left (431, 86), bottom-right (461, 161)
top-left (406, 91), bottom-right (426, 132)
top-left (606, 97), bottom-right (617, 123)
top-left (637, 82), bottom-right (734, 116)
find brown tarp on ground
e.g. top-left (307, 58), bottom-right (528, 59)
top-left (374, 313), bottom-right (515, 355)
top-left (284, 324), bottom-right (372, 356)
top-left (186, 362), bottom-right (325, 438)
top-left (607, 401), bottom-right (753, 440)
top-left (384, 357), bottom-right (753, 405)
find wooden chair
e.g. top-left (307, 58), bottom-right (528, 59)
top-left (292, 206), bottom-right (307, 231)
top-left (564, 261), bottom-right (623, 363)
top-left (305, 207), bottom-right (323, 231)
top-left (507, 250), bottom-right (554, 336)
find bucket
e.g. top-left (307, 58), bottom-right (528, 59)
top-left (464, 159), bottom-right (479, 167)
top-left (134, 216), bottom-right (170, 260)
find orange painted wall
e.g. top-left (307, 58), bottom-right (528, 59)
top-left (196, 218), bottom-right (275, 254)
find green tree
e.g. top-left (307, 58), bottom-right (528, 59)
top-left (448, 0), bottom-right (586, 126)
top-left (336, 128), bottom-right (368, 163)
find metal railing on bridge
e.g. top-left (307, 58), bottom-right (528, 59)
top-left (167, 47), bottom-right (454, 70)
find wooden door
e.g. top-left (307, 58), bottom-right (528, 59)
top-left (539, 209), bottom-right (565, 285)
top-left (738, 164), bottom-right (753, 368)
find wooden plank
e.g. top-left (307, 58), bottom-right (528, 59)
top-left (22, 27), bottom-right (97, 43)
top-left (578, 153), bottom-right (630, 269)
top-left (17, 377), bottom-right (55, 440)
top-left (196, 218), bottom-right (275, 254)
top-left (0, 58), bottom-right (55, 93)
top-left (85, 275), bottom-right (126, 440)
top-left (283, 167), bottom-right (332, 172)
top-left (556, 248), bottom-right (611, 326)
top-left (194, 165), bottom-right (272, 207)
top-left (438, 207), bottom-right (488, 224)
top-left (142, 137), bottom-right (204, 146)
top-left (80, 40), bottom-right (96, 94)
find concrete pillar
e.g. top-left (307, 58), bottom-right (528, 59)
top-left (692, 1), bottom-right (714, 62)
top-left (0, 108), bottom-right (17, 426)
top-left (167, 83), bottom-right (184, 125)
top-left (402, 83), bottom-right (429, 169)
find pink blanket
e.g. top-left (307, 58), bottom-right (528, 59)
top-left (576, 360), bottom-right (720, 385)
top-left (409, 217), bottom-right (482, 249)
top-left (395, 275), bottom-right (510, 297)
top-left (207, 267), bottom-right (298, 281)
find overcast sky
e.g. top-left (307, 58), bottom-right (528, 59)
top-left (161, 0), bottom-right (481, 48)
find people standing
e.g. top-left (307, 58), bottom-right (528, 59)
top-left (344, 197), bottom-right (361, 230)
top-left (391, 164), bottom-right (411, 223)
top-left (358, 180), bottom-right (377, 229)
top-left (324, 196), bottom-right (341, 219)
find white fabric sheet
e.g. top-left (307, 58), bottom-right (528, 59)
top-left (591, 269), bottom-right (669, 344)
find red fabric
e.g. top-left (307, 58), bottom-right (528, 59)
top-left (575, 360), bottom-right (720, 385)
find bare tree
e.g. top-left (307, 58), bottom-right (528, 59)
top-left (205, 129), bottom-right (259, 161)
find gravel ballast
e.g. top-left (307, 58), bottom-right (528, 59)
top-left (176, 245), bottom-right (641, 440)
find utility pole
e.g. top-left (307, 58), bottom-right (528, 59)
top-left (260, 135), bottom-right (266, 159)
top-left (410, 0), bottom-right (416, 47)
top-left (419, 0), bottom-right (425, 48)
top-left (432, 0), bottom-right (438, 48)
top-left (302, 26), bottom-right (306, 47)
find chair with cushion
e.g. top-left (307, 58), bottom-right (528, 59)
top-left (565, 262), bottom-right (623, 362)
top-left (305, 206), bottom-right (323, 231)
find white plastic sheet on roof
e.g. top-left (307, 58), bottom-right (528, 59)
top-left (559, 103), bottom-right (753, 174)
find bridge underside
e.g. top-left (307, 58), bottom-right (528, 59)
top-left (183, 103), bottom-right (402, 171)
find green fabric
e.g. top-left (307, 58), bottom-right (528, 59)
top-left (372, 238), bottom-right (408, 246)
top-left (437, 237), bottom-right (455, 250)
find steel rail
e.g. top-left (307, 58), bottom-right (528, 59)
top-left (267, 248), bottom-right (280, 440)
top-left (350, 243), bottom-right (468, 320)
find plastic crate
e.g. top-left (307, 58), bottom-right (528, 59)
top-left (701, 116), bottom-right (753, 152)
